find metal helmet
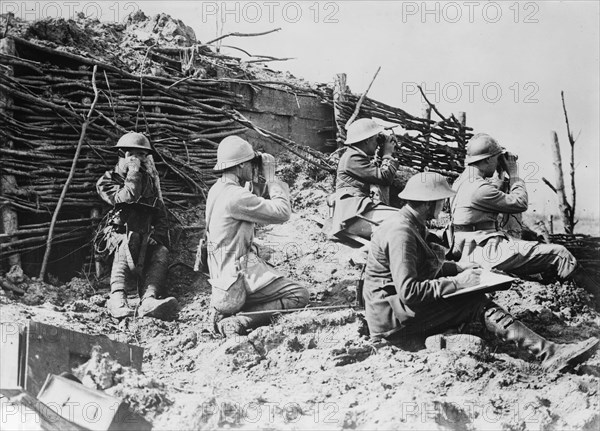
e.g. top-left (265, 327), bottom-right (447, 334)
top-left (115, 132), bottom-right (152, 152)
top-left (345, 118), bottom-right (385, 145)
top-left (398, 172), bottom-right (456, 201)
top-left (465, 133), bottom-right (505, 165)
top-left (214, 135), bottom-right (255, 171)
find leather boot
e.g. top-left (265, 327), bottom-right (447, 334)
top-left (106, 290), bottom-right (134, 319)
top-left (568, 265), bottom-right (600, 307)
top-left (216, 299), bottom-right (285, 337)
top-left (138, 286), bottom-right (178, 320)
top-left (483, 304), bottom-right (599, 372)
top-left (217, 292), bottom-right (309, 337)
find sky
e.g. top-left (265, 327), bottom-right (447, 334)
top-left (5, 1), bottom-right (599, 220)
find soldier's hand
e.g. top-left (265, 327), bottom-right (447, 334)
top-left (124, 154), bottom-right (142, 173)
top-left (503, 152), bottom-right (519, 177)
top-left (382, 136), bottom-right (395, 157)
top-left (261, 153), bottom-right (276, 183)
top-left (454, 267), bottom-right (482, 289)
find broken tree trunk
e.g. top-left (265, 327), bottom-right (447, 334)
top-left (561, 90), bottom-right (576, 231)
top-left (0, 37), bottom-right (20, 268)
top-left (39, 65), bottom-right (100, 281)
top-left (550, 131), bottom-right (573, 234)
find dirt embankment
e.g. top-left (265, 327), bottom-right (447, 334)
top-left (2, 159), bottom-right (600, 430)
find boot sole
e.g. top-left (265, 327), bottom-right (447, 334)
top-left (138, 298), bottom-right (178, 320)
top-left (555, 339), bottom-right (600, 373)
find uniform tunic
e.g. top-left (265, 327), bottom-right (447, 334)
top-left (452, 168), bottom-right (576, 278)
top-left (205, 177), bottom-right (290, 292)
top-left (96, 161), bottom-right (169, 293)
top-left (331, 146), bottom-right (399, 236)
top-left (365, 206), bottom-right (486, 340)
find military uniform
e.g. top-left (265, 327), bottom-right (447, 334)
top-left (96, 160), bottom-right (170, 301)
top-left (451, 169), bottom-right (577, 279)
top-left (330, 146), bottom-right (399, 238)
top-left (364, 205), bottom-right (489, 342)
top-left (206, 177), bottom-right (309, 331)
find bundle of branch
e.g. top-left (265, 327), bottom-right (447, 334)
top-left (0, 218), bottom-right (96, 258)
top-left (1, 33), bottom-right (341, 267)
top-left (0, 38), bottom-right (244, 213)
top-left (323, 89), bottom-right (472, 177)
top-left (0, 38), bottom-right (251, 264)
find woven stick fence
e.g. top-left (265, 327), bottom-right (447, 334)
top-left (324, 88), bottom-right (473, 178)
top-left (0, 35), bottom-right (337, 264)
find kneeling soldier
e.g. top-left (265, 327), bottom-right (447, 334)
top-left (206, 136), bottom-right (309, 336)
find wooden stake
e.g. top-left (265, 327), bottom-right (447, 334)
top-left (333, 73), bottom-right (348, 146)
top-left (39, 65), bottom-right (100, 280)
top-left (345, 66), bottom-right (381, 130)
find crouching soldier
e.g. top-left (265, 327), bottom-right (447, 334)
top-left (96, 132), bottom-right (177, 320)
top-left (206, 136), bottom-right (309, 336)
top-left (328, 118), bottom-right (400, 240)
top-left (364, 172), bottom-right (599, 372)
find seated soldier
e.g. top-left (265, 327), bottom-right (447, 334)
top-left (96, 132), bottom-right (177, 320)
top-left (452, 133), bottom-right (600, 306)
top-left (328, 118), bottom-right (400, 240)
top-left (364, 171), bottom-right (599, 372)
top-left (206, 136), bottom-right (309, 336)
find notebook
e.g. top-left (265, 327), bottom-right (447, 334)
top-left (442, 270), bottom-right (516, 299)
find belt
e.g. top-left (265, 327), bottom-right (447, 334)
top-left (453, 222), bottom-right (496, 232)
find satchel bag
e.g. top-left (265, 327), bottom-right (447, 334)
top-left (239, 249), bottom-right (283, 294)
top-left (209, 272), bottom-right (247, 315)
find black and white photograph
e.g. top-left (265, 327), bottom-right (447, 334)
top-left (1, 1), bottom-right (599, 430)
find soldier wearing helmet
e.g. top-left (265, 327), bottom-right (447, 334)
top-left (205, 136), bottom-right (309, 336)
top-left (364, 172), bottom-right (599, 371)
top-left (452, 133), bottom-right (599, 305)
top-left (96, 132), bottom-right (177, 319)
top-left (328, 118), bottom-right (400, 239)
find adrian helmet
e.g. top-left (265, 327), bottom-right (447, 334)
top-left (345, 118), bottom-right (385, 145)
top-left (398, 172), bottom-right (456, 201)
top-left (214, 136), bottom-right (255, 171)
top-left (465, 133), bottom-right (505, 165)
top-left (115, 132), bottom-right (152, 152)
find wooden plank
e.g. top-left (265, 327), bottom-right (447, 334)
top-left (0, 322), bottom-right (22, 389)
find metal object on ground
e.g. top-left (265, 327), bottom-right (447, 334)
top-left (1, 321), bottom-right (143, 396)
top-left (37, 374), bottom-right (152, 431)
top-left (6, 390), bottom-right (87, 431)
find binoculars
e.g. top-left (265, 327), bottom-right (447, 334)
top-left (251, 152), bottom-right (263, 170)
top-left (376, 133), bottom-right (387, 146)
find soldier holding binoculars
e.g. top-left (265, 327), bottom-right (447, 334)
top-left (327, 118), bottom-right (400, 240)
top-left (451, 133), bottom-right (600, 306)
